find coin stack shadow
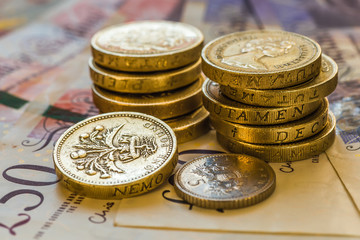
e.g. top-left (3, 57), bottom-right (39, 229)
top-left (88, 21), bottom-right (211, 144)
top-left (201, 30), bottom-right (338, 162)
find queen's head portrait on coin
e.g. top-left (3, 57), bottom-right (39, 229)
top-left (202, 30), bottom-right (321, 89)
top-left (53, 112), bottom-right (177, 199)
top-left (221, 38), bottom-right (296, 70)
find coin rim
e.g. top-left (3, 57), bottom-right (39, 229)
top-left (217, 112), bottom-right (336, 162)
top-left (202, 78), bottom-right (321, 125)
top-left (174, 153), bottom-right (276, 209)
top-left (91, 20), bottom-right (204, 58)
top-left (210, 98), bottom-right (329, 144)
top-left (202, 29), bottom-right (321, 75)
top-left (220, 54), bottom-right (338, 106)
top-left (165, 106), bottom-right (210, 143)
top-left (53, 111), bottom-right (177, 196)
top-left (89, 57), bottom-right (202, 93)
top-left (92, 76), bottom-right (204, 119)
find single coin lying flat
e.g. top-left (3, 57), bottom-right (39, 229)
top-left (174, 154), bottom-right (276, 209)
top-left (53, 112), bottom-right (177, 199)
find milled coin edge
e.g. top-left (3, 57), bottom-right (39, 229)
top-left (174, 154), bottom-right (276, 209)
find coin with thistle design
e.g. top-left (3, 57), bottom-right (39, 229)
top-left (53, 112), bottom-right (177, 199)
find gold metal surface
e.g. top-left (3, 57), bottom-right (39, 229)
top-left (53, 112), bottom-right (177, 199)
top-left (92, 76), bottom-right (204, 119)
top-left (221, 55), bottom-right (337, 106)
top-left (91, 21), bottom-right (204, 72)
top-left (210, 98), bottom-right (329, 144)
top-left (174, 154), bottom-right (276, 209)
top-left (202, 30), bottom-right (321, 89)
top-left (165, 107), bottom-right (210, 144)
top-left (89, 57), bottom-right (201, 93)
top-left (202, 79), bottom-right (321, 125)
top-left (217, 112), bottom-right (336, 162)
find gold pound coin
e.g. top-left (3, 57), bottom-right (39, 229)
top-left (91, 21), bottom-right (204, 72)
top-left (165, 107), bottom-right (210, 144)
top-left (202, 30), bottom-right (321, 89)
top-left (217, 112), bottom-right (336, 162)
top-left (221, 55), bottom-right (338, 106)
top-left (92, 76), bottom-right (204, 119)
top-left (203, 79), bottom-right (321, 125)
top-left (211, 98), bottom-right (329, 144)
top-left (174, 154), bottom-right (276, 209)
top-left (89, 57), bottom-right (201, 94)
top-left (53, 112), bottom-right (177, 199)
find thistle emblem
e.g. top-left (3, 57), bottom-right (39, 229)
top-left (70, 124), bottom-right (157, 179)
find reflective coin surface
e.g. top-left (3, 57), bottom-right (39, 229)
top-left (91, 20), bottom-right (204, 71)
top-left (202, 79), bottom-right (321, 125)
top-left (92, 76), bottom-right (204, 120)
top-left (165, 106), bottom-right (210, 144)
top-left (174, 154), bottom-right (276, 209)
top-left (221, 54), bottom-right (338, 106)
top-left (202, 30), bottom-right (321, 89)
top-left (210, 98), bottom-right (329, 144)
top-left (53, 112), bottom-right (177, 199)
top-left (217, 112), bottom-right (336, 162)
top-left (89, 57), bottom-right (201, 94)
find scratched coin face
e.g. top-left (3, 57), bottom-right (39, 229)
top-left (53, 112), bottom-right (177, 199)
top-left (202, 30), bottom-right (322, 89)
top-left (174, 154), bottom-right (276, 209)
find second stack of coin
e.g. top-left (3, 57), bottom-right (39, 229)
top-left (201, 30), bottom-right (338, 162)
top-left (89, 21), bottom-right (210, 143)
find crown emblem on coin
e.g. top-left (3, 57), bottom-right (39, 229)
top-left (70, 124), bottom-right (158, 179)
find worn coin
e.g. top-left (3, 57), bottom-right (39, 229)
top-left (53, 112), bottom-right (177, 199)
top-left (203, 79), bottom-right (321, 125)
top-left (89, 57), bottom-right (201, 93)
top-left (217, 112), bottom-right (336, 162)
top-left (221, 54), bottom-right (337, 106)
top-left (174, 154), bottom-right (276, 209)
top-left (211, 98), bottom-right (328, 144)
top-left (202, 30), bottom-right (321, 89)
top-left (92, 76), bottom-right (203, 119)
top-left (91, 20), bottom-right (204, 72)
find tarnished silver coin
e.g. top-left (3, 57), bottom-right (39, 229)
top-left (174, 154), bottom-right (276, 209)
top-left (53, 112), bottom-right (177, 199)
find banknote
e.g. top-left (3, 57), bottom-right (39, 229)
top-left (246, 0), bottom-right (360, 213)
top-left (114, 130), bottom-right (360, 237)
top-left (325, 91), bottom-right (360, 212)
top-left (181, 0), bottom-right (259, 42)
top-left (249, 0), bottom-right (360, 82)
top-left (0, 0), bottom-right (129, 140)
top-left (0, 0), bottom-right (62, 36)
top-left (2, 0), bottom-right (360, 239)
top-left (0, 1), bottom-right (201, 239)
top-left (0, 97), bottom-right (122, 240)
top-left (117, 0), bottom-right (184, 21)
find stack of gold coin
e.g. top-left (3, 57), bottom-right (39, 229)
top-left (89, 21), bottom-right (210, 143)
top-left (201, 30), bottom-right (338, 162)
